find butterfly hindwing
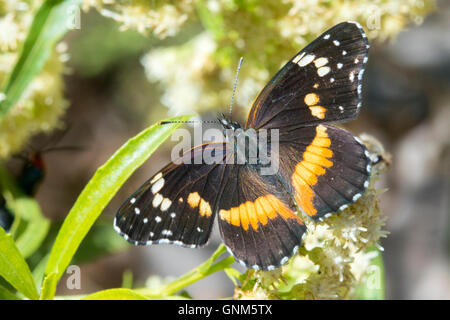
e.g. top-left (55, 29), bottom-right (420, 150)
top-left (245, 21), bottom-right (369, 130)
top-left (114, 143), bottom-right (230, 247)
top-left (277, 125), bottom-right (371, 221)
top-left (217, 164), bottom-right (306, 270)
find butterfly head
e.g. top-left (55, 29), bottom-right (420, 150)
top-left (218, 113), bottom-right (241, 131)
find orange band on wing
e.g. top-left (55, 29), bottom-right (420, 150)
top-left (292, 125), bottom-right (334, 216)
top-left (219, 194), bottom-right (303, 231)
top-left (187, 192), bottom-right (212, 217)
top-left (304, 92), bottom-right (326, 119)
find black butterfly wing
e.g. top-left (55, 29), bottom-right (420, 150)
top-left (245, 21), bottom-right (369, 130)
top-left (114, 143), bottom-right (230, 247)
top-left (276, 124), bottom-right (371, 221)
top-left (217, 164), bottom-right (306, 270)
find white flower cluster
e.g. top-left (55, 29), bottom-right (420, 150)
top-left (0, 0), bottom-right (68, 158)
top-left (82, 0), bottom-right (194, 38)
top-left (139, 0), bottom-right (435, 118)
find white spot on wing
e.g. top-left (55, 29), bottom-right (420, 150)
top-left (349, 72), bottom-right (355, 82)
top-left (297, 54), bottom-right (315, 67)
top-left (292, 52), bottom-right (305, 64)
top-left (152, 193), bottom-right (163, 208)
top-left (337, 63), bottom-right (343, 69)
top-left (150, 172), bottom-right (163, 184)
top-left (151, 178), bottom-right (164, 194)
top-left (333, 40), bottom-right (340, 46)
top-left (358, 70), bottom-right (364, 81)
top-left (314, 57), bottom-right (328, 68)
top-left (317, 66), bottom-right (331, 77)
top-left (160, 198), bottom-right (172, 211)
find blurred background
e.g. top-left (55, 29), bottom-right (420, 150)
top-left (0, 0), bottom-right (449, 299)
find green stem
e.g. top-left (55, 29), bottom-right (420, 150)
top-left (54, 245), bottom-right (234, 300)
top-left (138, 244), bottom-right (234, 297)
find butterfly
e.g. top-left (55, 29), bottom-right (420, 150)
top-left (114, 21), bottom-right (372, 271)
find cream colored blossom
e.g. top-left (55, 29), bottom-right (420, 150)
top-left (82, 0), bottom-right (194, 38)
top-left (0, 0), bottom-right (68, 158)
top-left (139, 0), bottom-right (435, 117)
top-left (141, 32), bottom-right (268, 117)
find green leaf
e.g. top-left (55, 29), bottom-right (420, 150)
top-left (82, 288), bottom-right (149, 300)
top-left (0, 0), bottom-right (81, 118)
top-left (196, 0), bottom-right (225, 40)
top-left (13, 199), bottom-right (50, 259)
top-left (42, 115), bottom-right (193, 300)
top-left (32, 253), bottom-right (49, 290)
top-left (224, 267), bottom-right (243, 287)
top-left (353, 246), bottom-right (386, 300)
top-left (0, 284), bottom-right (21, 300)
top-left (0, 164), bottom-right (50, 259)
top-left (121, 269), bottom-right (133, 289)
top-left (39, 272), bottom-right (58, 300)
top-left (0, 228), bottom-right (39, 300)
top-left (72, 220), bottom-right (129, 264)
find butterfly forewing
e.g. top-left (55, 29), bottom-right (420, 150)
top-left (245, 21), bottom-right (369, 130)
top-left (114, 143), bottom-right (230, 247)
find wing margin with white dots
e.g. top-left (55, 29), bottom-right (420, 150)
top-left (114, 142), bottom-right (230, 248)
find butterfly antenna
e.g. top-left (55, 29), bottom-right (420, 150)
top-left (160, 57), bottom-right (243, 126)
top-left (229, 57), bottom-right (244, 121)
top-left (159, 119), bottom-right (219, 125)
